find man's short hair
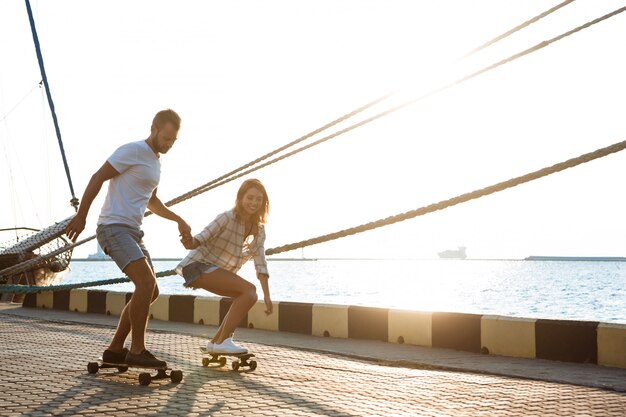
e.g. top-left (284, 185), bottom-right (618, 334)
top-left (152, 109), bottom-right (181, 131)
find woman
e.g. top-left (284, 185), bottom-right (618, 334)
top-left (177, 178), bottom-right (273, 354)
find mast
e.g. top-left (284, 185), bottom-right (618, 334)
top-left (24, 0), bottom-right (79, 211)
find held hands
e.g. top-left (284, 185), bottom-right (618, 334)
top-left (177, 219), bottom-right (192, 239)
top-left (179, 233), bottom-right (197, 250)
top-left (178, 219), bottom-right (196, 249)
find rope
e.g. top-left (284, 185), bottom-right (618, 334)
top-left (160, 6), bottom-right (626, 204)
top-left (266, 138), bottom-right (626, 255)
top-left (153, 95), bottom-right (393, 212)
top-left (0, 227), bottom-right (40, 233)
top-left (462, 0), bottom-right (577, 58)
top-left (0, 82), bottom-right (41, 123)
top-left (0, 269), bottom-right (176, 294)
top-left (0, 216), bottom-right (72, 255)
top-left (155, 2), bottom-right (581, 210)
top-left (24, 0), bottom-right (78, 211)
top-left (0, 234), bottom-right (90, 277)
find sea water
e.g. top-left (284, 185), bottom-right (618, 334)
top-left (61, 259), bottom-right (626, 323)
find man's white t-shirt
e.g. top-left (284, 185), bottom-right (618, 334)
top-left (97, 140), bottom-right (161, 228)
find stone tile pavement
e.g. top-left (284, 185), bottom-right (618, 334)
top-left (1, 304), bottom-right (625, 416)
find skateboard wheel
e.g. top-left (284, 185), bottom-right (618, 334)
top-left (170, 370), bottom-right (183, 383)
top-left (138, 372), bottom-right (152, 386)
top-left (249, 360), bottom-right (257, 371)
top-left (117, 366), bottom-right (129, 373)
top-left (87, 362), bottom-right (99, 374)
top-left (231, 360), bottom-right (240, 371)
top-left (202, 357), bottom-right (209, 367)
top-left (219, 357), bottom-right (227, 367)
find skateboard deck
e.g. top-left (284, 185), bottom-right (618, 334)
top-left (199, 347), bottom-right (257, 371)
top-left (87, 358), bottom-right (183, 386)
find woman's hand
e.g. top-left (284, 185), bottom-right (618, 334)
top-left (180, 234), bottom-right (197, 249)
top-left (257, 273), bottom-right (272, 315)
top-left (263, 295), bottom-right (273, 316)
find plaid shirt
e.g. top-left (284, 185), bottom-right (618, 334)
top-left (176, 209), bottom-right (269, 277)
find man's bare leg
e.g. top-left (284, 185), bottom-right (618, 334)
top-left (108, 282), bottom-right (159, 353)
top-left (110, 258), bottom-right (158, 354)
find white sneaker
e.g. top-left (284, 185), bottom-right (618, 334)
top-left (204, 341), bottom-right (215, 353)
top-left (212, 337), bottom-right (247, 354)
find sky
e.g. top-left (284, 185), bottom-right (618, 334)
top-left (1, 0), bottom-right (625, 260)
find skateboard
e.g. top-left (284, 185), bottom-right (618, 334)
top-left (87, 358), bottom-right (183, 386)
top-left (199, 347), bottom-right (257, 371)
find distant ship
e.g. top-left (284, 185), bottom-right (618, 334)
top-left (438, 246), bottom-right (467, 260)
top-left (86, 244), bottom-right (110, 261)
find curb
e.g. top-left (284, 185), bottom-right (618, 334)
top-left (23, 289), bottom-right (626, 370)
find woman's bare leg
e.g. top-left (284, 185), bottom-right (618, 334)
top-left (189, 268), bottom-right (257, 344)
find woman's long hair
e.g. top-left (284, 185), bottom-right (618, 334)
top-left (233, 178), bottom-right (270, 227)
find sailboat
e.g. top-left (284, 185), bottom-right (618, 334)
top-left (0, 220), bottom-right (73, 301)
top-left (0, 0), bottom-right (78, 302)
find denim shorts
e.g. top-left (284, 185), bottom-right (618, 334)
top-left (180, 261), bottom-right (219, 287)
top-left (96, 223), bottom-right (153, 272)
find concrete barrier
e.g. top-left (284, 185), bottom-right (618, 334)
top-left (279, 301), bottom-right (313, 335)
top-left (536, 319), bottom-right (598, 364)
top-left (388, 309), bottom-right (431, 346)
top-left (194, 296), bottom-right (220, 326)
top-left (21, 290), bottom-right (626, 370)
top-left (69, 289), bottom-right (89, 313)
top-left (481, 315), bottom-right (536, 358)
top-left (597, 322), bottom-right (626, 369)
top-left (106, 291), bottom-right (129, 316)
top-left (37, 291), bottom-right (53, 309)
top-left (432, 312), bottom-right (482, 353)
top-left (312, 304), bottom-right (349, 338)
top-left (169, 295), bottom-right (195, 323)
top-left (87, 290), bottom-right (107, 314)
top-left (249, 300), bottom-right (280, 331)
top-left (149, 294), bottom-right (170, 321)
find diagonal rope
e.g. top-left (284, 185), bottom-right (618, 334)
top-left (0, 269), bottom-right (176, 294)
top-left (161, 6), bottom-right (626, 204)
top-left (0, 234), bottom-right (90, 277)
top-left (25, 0), bottom-right (78, 211)
top-left (462, 0), bottom-right (577, 58)
top-left (0, 82), bottom-right (41, 123)
top-left (266, 138), bottom-right (626, 255)
top-left (156, 1), bottom-right (580, 211)
top-left (0, 227), bottom-right (40, 233)
top-left (156, 95), bottom-right (392, 211)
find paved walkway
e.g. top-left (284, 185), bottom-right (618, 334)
top-left (1, 303), bottom-right (625, 416)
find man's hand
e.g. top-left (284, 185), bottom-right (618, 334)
top-left (65, 215), bottom-right (86, 242)
top-left (63, 161), bottom-right (118, 242)
top-left (177, 219), bottom-right (192, 239)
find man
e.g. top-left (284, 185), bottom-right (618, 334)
top-left (65, 109), bottom-right (191, 367)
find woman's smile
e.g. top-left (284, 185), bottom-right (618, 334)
top-left (242, 187), bottom-right (264, 216)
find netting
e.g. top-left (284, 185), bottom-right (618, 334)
top-left (0, 217), bottom-right (74, 280)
